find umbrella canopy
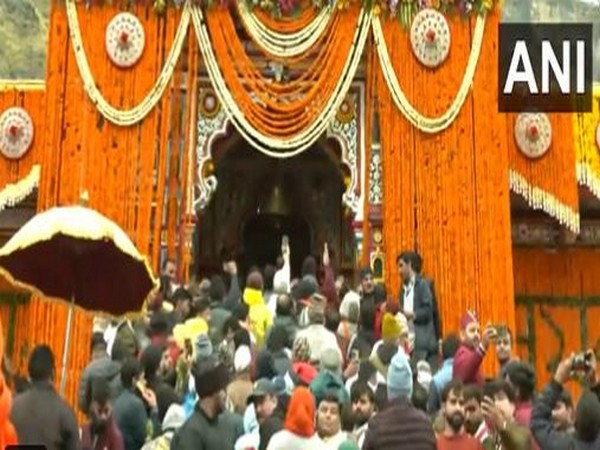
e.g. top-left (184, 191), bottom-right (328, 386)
top-left (0, 206), bottom-right (157, 315)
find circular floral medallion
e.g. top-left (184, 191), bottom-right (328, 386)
top-left (514, 113), bottom-right (552, 159)
top-left (105, 12), bottom-right (145, 68)
top-left (410, 8), bottom-right (451, 69)
top-left (0, 107), bottom-right (34, 160)
top-left (199, 90), bottom-right (221, 119)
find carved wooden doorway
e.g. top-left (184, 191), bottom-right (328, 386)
top-left (195, 138), bottom-right (355, 279)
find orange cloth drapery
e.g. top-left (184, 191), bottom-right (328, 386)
top-left (377, 10), bottom-right (515, 376)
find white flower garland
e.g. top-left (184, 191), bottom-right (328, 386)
top-left (509, 169), bottom-right (580, 234)
top-left (372, 13), bottom-right (486, 134)
top-left (65, 0), bottom-right (190, 127)
top-left (0, 164), bottom-right (40, 212)
top-left (237, 1), bottom-right (333, 58)
top-left (191, 5), bottom-right (370, 157)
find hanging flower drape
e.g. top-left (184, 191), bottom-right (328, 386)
top-left (40, 0), bottom-right (198, 271)
top-left (236, 1), bottom-right (333, 58)
top-left (372, 12), bottom-right (487, 133)
top-left (65, 0), bottom-right (189, 126)
top-left (192, 3), bottom-right (370, 157)
top-left (377, 10), bottom-right (514, 377)
top-left (508, 112), bottom-right (580, 234)
top-left (575, 87), bottom-right (600, 201)
top-left (0, 89), bottom-right (46, 193)
top-left (0, 165), bottom-right (40, 212)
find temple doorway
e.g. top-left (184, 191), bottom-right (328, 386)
top-left (195, 137), bottom-right (356, 280)
top-left (242, 213), bottom-right (311, 276)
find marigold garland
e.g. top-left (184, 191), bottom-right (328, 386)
top-left (236, 1), bottom-right (333, 58)
top-left (80, 0), bottom-right (499, 24)
top-left (372, 11), bottom-right (486, 133)
top-left (574, 87), bottom-right (600, 201)
top-left (192, 3), bottom-right (370, 156)
top-left (65, 0), bottom-right (189, 126)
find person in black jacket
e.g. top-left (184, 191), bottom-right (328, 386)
top-left (11, 345), bottom-right (80, 450)
top-left (531, 351), bottom-right (600, 450)
top-left (171, 357), bottom-right (241, 450)
top-left (412, 252), bottom-right (441, 352)
top-left (397, 251), bottom-right (438, 370)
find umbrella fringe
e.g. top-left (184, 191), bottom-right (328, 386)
top-left (0, 265), bottom-right (153, 320)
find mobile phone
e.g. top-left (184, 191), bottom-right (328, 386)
top-left (351, 349), bottom-right (360, 362)
top-left (572, 351), bottom-right (593, 371)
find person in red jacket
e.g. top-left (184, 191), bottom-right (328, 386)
top-left (452, 311), bottom-right (497, 386)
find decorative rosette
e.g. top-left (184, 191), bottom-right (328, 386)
top-left (514, 113), bottom-right (552, 159)
top-left (105, 13), bottom-right (145, 68)
top-left (335, 97), bottom-right (355, 123)
top-left (199, 89), bottom-right (221, 119)
top-left (0, 107), bottom-right (34, 160)
top-left (410, 8), bottom-right (451, 69)
top-left (596, 122), bottom-right (600, 152)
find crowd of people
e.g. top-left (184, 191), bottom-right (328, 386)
top-left (5, 241), bottom-right (600, 449)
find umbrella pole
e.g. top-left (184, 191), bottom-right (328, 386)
top-left (59, 298), bottom-right (75, 396)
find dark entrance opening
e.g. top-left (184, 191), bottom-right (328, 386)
top-left (242, 213), bottom-right (311, 277)
top-left (195, 136), bottom-right (356, 280)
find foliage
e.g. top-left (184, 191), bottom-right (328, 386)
top-left (243, 0), bottom-right (497, 26)
top-left (0, 0), bottom-right (49, 80)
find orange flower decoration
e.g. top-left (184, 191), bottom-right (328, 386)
top-left (0, 320), bottom-right (18, 448)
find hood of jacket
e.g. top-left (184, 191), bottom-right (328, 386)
top-left (243, 288), bottom-right (264, 307)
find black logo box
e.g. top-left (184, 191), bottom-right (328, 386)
top-left (498, 23), bottom-right (593, 113)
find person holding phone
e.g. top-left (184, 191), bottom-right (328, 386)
top-left (531, 351), bottom-right (600, 449)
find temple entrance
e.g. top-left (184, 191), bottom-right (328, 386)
top-left (195, 136), bottom-right (356, 279)
top-left (242, 213), bottom-right (311, 276)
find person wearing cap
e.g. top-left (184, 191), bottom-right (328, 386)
top-left (247, 379), bottom-right (286, 450)
top-left (171, 357), bottom-right (238, 450)
top-left (243, 270), bottom-right (273, 348)
top-left (370, 311), bottom-right (410, 358)
top-left (227, 345), bottom-right (254, 415)
top-left (397, 251), bottom-right (438, 369)
top-left (266, 387), bottom-right (318, 449)
top-left (362, 349), bottom-right (437, 449)
top-left (453, 311), bottom-right (497, 386)
top-left (247, 379), bottom-right (279, 425)
top-left (294, 293), bottom-right (341, 365)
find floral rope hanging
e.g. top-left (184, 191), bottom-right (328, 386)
top-left (66, 0), bottom-right (190, 126)
top-left (236, 1), bottom-right (333, 58)
top-left (575, 87), bottom-right (600, 202)
top-left (509, 169), bottom-right (580, 233)
top-left (372, 11), bottom-right (487, 133)
top-left (192, 4), bottom-right (370, 156)
top-left (0, 165), bottom-right (40, 212)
